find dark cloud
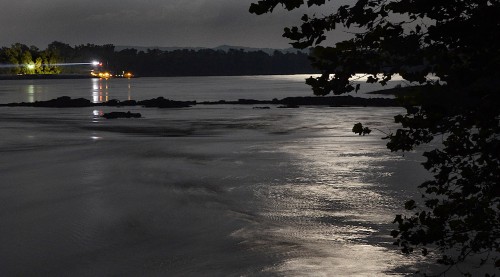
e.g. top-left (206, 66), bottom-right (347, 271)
top-left (0, 0), bottom-right (351, 48)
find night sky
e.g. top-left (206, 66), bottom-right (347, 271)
top-left (0, 0), bottom-right (353, 49)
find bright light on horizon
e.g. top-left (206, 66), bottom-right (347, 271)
top-left (0, 62), bottom-right (102, 69)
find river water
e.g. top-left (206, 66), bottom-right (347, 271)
top-left (0, 74), bottom-right (402, 104)
top-left (0, 76), bottom-right (433, 276)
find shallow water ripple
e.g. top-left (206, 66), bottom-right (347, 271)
top-left (0, 105), bottom-right (430, 276)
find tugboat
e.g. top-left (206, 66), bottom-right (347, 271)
top-left (90, 70), bottom-right (112, 79)
top-left (120, 71), bottom-right (134, 78)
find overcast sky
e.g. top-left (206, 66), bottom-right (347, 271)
top-left (0, 0), bottom-right (353, 49)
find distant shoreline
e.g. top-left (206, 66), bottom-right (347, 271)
top-left (0, 74), bottom-right (93, 80)
top-left (0, 73), bottom-right (322, 80)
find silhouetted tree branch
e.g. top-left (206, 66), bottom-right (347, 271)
top-left (251, 0), bottom-right (499, 275)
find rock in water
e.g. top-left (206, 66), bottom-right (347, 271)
top-left (101, 111), bottom-right (142, 119)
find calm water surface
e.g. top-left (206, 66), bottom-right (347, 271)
top-left (0, 75), bottom-right (402, 104)
top-left (0, 76), bottom-right (432, 276)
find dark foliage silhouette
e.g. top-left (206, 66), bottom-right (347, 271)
top-left (251, 0), bottom-right (499, 275)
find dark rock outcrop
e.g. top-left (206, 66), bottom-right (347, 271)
top-left (1, 95), bottom-right (400, 108)
top-left (253, 106), bottom-right (271, 109)
top-left (137, 97), bottom-right (194, 108)
top-left (279, 96), bottom-right (398, 107)
top-left (101, 111), bottom-right (142, 119)
top-left (2, 96), bottom-right (93, 107)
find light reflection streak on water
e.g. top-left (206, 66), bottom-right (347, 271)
top-left (231, 111), bottom-right (420, 276)
top-left (25, 84), bottom-right (46, 102)
top-left (91, 78), bottom-right (109, 103)
top-left (91, 110), bottom-right (103, 123)
top-left (127, 82), bottom-right (131, 101)
top-left (27, 85), bottom-right (34, 103)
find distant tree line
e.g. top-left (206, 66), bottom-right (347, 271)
top-left (0, 41), bottom-right (316, 76)
top-left (0, 43), bottom-right (61, 74)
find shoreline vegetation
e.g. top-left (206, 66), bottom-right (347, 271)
top-left (0, 42), bottom-right (316, 77)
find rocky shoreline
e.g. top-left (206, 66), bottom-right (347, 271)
top-left (0, 95), bottom-right (400, 108)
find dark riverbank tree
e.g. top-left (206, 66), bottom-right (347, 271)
top-left (0, 43), bottom-right (61, 74)
top-left (1, 41), bottom-right (316, 76)
top-left (110, 48), bottom-right (315, 76)
top-left (251, 0), bottom-right (499, 275)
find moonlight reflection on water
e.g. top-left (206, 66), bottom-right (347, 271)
top-left (0, 77), bottom-right (429, 276)
top-left (225, 109), bottom-right (428, 275)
